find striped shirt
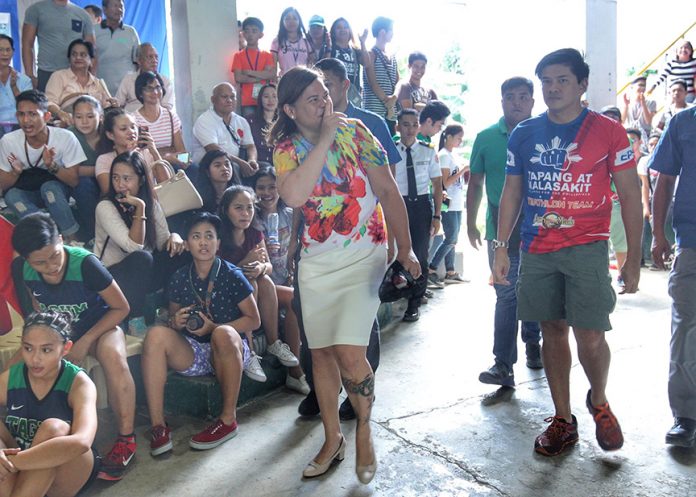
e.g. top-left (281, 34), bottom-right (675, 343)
top-left (134, 107), bottom-right (182, 150)
top-left (362, 47), bottom-right (398, 120)
top-left (654, 58), bottom-right (696, 95)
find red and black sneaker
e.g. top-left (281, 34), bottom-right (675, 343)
top-left (149, 424), bottom-right (173, 456)
top-left (189, 419), bottom-right (238, 450)
top-left (534, 415), bottom-right (579, 456)
top-left (586, 390), bottom-right (624, 451)
top-left (98, 435), bottom-right (136, 481)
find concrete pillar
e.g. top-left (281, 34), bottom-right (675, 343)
top-left (585, 0), bottom-right (617, 109)
top-left (171, 0), bottom-right (238, 147)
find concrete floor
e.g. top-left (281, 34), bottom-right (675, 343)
top-left (84, 245), bottom-right (696, 497)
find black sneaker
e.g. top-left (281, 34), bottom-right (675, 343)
top-left (526, 343), bottom-right (543, 369)
top-left (339, 398), bottom-right (356, 421)
top-left (403, 308), bottom-right (420, 322)
top-left (298, 390), bottom-right (320, 417)
top-left (478, 363), bottom-right (515, 387)
top-left (666, 417), bottom-right (696, 447)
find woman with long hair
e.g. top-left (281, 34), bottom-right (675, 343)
top-left (247, 84), bottom-right (277, 164)
top-left (196, 149), bottom-right (241, 214)
top-left (269, 66), bottom-right (419, 484)
top-left (329, 18), bottom-right (368, 108)
top-left (271, 7), bottom-right (314, 77)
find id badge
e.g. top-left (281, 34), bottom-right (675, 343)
top-left (251, 83), bottom-right (263, 99)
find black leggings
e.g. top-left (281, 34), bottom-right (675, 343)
top-left (108, 250), bottom-right (191, 317)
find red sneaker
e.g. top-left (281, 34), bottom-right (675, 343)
top-left (189, 419), bottom-right (238, 450)
top-left (98, 435), bottom-right (136, 481)
top-left (534, 415), bottom-right (579, 456)
top-left (149, 424), bottom-right (173, 456)
top-left (586, 390), bottom-right (624, 451)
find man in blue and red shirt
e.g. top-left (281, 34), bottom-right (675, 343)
top-left (493, 48), bottom-right (643, 456)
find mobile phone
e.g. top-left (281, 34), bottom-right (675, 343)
top-left (177, 152), bottom-right (191, 163)
top-left (138, 126), bottom-right (148, 149)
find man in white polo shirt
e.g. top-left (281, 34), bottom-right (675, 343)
top-left (192, 82), bottom-right (259, 178)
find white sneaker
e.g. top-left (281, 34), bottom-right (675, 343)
top-left (266, 340), bottom-right (300, 367)
top-left (286, 374), bottom-right (311, 395)
top-left (243, 353), bottom-right (267, 382)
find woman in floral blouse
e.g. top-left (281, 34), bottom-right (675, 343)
top-left (270, 66), bottom-right (419, 484)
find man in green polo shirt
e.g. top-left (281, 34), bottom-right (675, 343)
top-left (466, 77), bottom-right (542, 392)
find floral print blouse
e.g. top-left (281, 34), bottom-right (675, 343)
top-left (273, 119), bottom-right (387, 257)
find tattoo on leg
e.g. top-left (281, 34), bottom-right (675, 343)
top-left (342, 373), bottom-right (375, 398)
top-left (342, 373), bottom-right (375, 425)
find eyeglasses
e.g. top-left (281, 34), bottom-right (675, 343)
top-left (143, 85), bottom-right (162, 93)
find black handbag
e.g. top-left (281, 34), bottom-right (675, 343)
top-left (13, 167), bottom-right (54, 191)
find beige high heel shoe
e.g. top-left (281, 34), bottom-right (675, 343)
top-left (356, 446), bottom-right (377, 484)
top-left (302, 436), bottom-right (346, 478)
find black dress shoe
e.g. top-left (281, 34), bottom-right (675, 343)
top-left (298, 390), bottom-right (320, 417)
top-left (666, 417), bottom-right (696, 447)
top-left (339, 398), bottom-right (356, 421)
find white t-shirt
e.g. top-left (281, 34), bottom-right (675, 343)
top-left (438, 148), bottom-right (465, 211)
top-left (0, 127), bottom-right (86, 173)
top-left (192, 109), bottom-right (253, 163)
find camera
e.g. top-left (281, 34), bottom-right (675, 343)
top-left (185, 306), bottom-right (205, 331)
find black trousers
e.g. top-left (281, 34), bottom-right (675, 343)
top-left (404, 195), bottom-right (432, 310)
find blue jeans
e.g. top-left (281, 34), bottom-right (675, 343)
top-left (429, 210), bottom-right (461, 272)
top-left (5, 181), bottom-right (78, 236)
top-left (487, 241), bottom-right (541, 371)
top-left (72, 176), bottom-right (99, 241)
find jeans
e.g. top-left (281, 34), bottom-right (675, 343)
top-left (429, 210), bottom-right (462, 272)
top-left (487, 241), bottom-right (541, 371)
top-left (72, 176), bottom-right (100, 241)
top-left (5, 181), bottom-right (78, 236)
top-left (668, 247), bottom-right (696, 418)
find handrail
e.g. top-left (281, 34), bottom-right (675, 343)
top-left (617, 20), bottom-right (696, 95)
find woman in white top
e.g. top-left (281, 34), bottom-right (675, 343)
top-left (132, 71), bottom-right (191, 173)
top-left (94, 151), bottom-right (186, 332)
top-left (428, 124), bottom-right (469, 285)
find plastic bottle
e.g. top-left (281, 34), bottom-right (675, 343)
top-left (267, 213), bottom-right (279, 254)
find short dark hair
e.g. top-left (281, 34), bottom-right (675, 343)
top-left (242, 17), bottom-right (264, 31)
top-left (397, 108), bottom-right (418, 121)
top-left (16, 90), bottom-right (49, 112)
top-left (501, 77), bottom-right (534, 97)
top-left (268, 66), bottom-right (322, 145)
top-left (371, 17), bottom-right (393, 38)
top-left (84, 4), bottom-right (102, 18)
top-left (72, 94), bottom-right (102, 114)
top-left (408, 52), bottom-right (427, 65)
top-left (626, 128), bottom-right (642, 141)
top-left (535, 48), bottom-right (589, 83)
top-left (186, 212), bottom-right (222, 239)
top-left (314, 57), bottom-right (347, 81)
top-left (631, 75), bottom-right (647, 85)
top-left (67, 39), bottom-right (95, 60)
top-left (135, 71), bottom-right (166, 103)
top-left (419, 100), bottom-right (450, 124)
top-left (0, 34), bottom-right (14, 51)
top-left (12, 212), bottom-right (61, 258)
top-left (670, 79), bottom-right (688, 91)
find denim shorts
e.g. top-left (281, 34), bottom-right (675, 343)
top-left (517, 241), bottom-right (616, 331)
top-left (176, 334), bottom-right (250, 377)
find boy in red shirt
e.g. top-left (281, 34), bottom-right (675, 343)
top-left (231, 17), bottom-right (276, 117)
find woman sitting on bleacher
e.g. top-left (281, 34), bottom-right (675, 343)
top-left (142, 212), bottom-right (259, 456)
top-left (94, 151), bottom-right (188, 336)
top-left (0, 311), bottom-right (98, 497)
top-left (10, 213), bottom-right (137, 482)
top-left (218, 185), bottom-right (300, 383)
top-left (95, 107), bottom-right (170, 195)
top-left (196, 149), bottom-right (241, 214)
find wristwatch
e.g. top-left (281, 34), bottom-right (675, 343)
top-left (491, 239), bottom-right (509, 250)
